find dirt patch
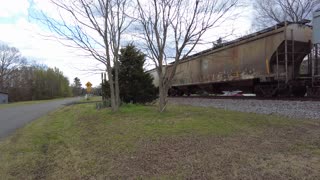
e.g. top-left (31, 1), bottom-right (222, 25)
top-left (118, 124), bottom-right (320, 179)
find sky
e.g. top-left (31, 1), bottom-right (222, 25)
top-left (0, 0), bottom-right (253, 87)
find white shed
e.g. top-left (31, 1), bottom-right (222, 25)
top-left (0, 92), bottom-right (8, 104)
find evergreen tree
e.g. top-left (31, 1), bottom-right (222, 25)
top-left (119, 44), bottom-right (157, 104)
top-left (72, 77), bottom-right (82, 96)
top-left (101, 79), bottom-right (110, 99)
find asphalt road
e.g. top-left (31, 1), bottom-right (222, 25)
top-left (0, 97), bottom-right (80, 139)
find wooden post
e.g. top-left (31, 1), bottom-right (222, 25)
top-left (291, 29), bottom-right (295, 79)
top-left (308, 53), bottom-right (311, 75)
top-left (101, 73), bottom-right (104, 100)
top-left (316, 44), bottom-right (319, 75)
top-left (312, 45), bottom-right (315, 86)
top-left (308, 41), bottom-right (312, 75)
top-left (276, 49), bottom-right (279, 88)
top-left (275, 24), bottom-right (279, 88)
top-left (101, 73), bottom-right (103, 85)
top-left (285, 21), bottom-right (288, 83)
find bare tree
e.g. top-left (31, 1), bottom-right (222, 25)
top-left (136, 0), bottom-right (240, 112)
top-left (0, 43), bottom-right (26, 92)
top-left (32, 0), bottom-right (132, 111)
top-left (252, 0), bottom-right (320, 29)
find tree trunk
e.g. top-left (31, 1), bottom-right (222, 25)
top-left (159, 88), bottom-right (167, 112)
top-left (115, 77), bottom-right (120, 109)
top-left (158, 74), bottom-right (168, 112)
top-left (114, 61), bottom-right (120, 110)
top-left (106, 66), bottom-right (117, 112)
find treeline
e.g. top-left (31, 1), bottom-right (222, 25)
top-left (0, 43), bottom-right (72, 102)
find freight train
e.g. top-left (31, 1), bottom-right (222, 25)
top-left (148, 20), bottom-right (320, 97)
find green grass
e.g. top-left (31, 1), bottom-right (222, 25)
top-left (80, 95), bottom-right (102, 102)
top-left (88, 95), bottom-right (102, 101)
top-left (120, 104), bottom-right (277, 136)
top-left (0, 103), bottom-right (319, 179)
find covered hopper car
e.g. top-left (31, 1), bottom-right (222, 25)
top-left (161, 21), bottom-right (320, 97)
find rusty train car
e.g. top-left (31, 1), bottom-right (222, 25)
top-left (164, 21), bottom-right (320, 97)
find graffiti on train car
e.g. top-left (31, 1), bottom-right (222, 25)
top-left (162, 21), bottom-right (320, 97)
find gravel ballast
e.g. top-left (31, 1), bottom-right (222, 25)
top-left (169, 98), bottom-right (320, 120)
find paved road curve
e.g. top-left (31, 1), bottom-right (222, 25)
top-left (0, 98), bottom-right (80, 139)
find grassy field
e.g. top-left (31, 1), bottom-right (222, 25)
top-left (80, 95), bottom-right (102, 102)
top-left (0, 103), bottom-right (319, 179)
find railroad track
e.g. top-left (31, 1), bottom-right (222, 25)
top-left (169, 96), bottom-right (320, 101)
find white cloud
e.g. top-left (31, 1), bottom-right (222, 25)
top-left (0, 1), bottom-right (108, 87)
top-left (0, 0), bottom-right (29, 17)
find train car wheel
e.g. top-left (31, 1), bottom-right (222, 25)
top-left (177, 90), bottom-right (184, 96)
top-left (254, 86), bottom-right (263, 97)
top-left (168, 88), bottom-right (176, 97)
top-left (307, 87), bottom-right (320, 97)
top-left (254, 85), bottom-right (278, 97)
top-left (291, 86), bottom-right (306, 97)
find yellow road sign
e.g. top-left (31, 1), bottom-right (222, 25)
top-left (86, 82), bottom-right (92, 93)
top-left (86, 87), bottom-right (92, 93)
top-left (86, 82), bottom-right (92, 87)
